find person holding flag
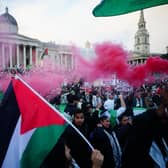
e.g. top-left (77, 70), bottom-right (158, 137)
top-left (0, 75), bottom-right (104, 168)
top-left (41, 109), bottom-right (104, 168)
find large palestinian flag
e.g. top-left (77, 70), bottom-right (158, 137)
top-left (93, 0), bottom-right (168, 17)
top-left (0, 76), bottom-right (69, 168)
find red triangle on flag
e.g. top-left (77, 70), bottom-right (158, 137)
top-left (12, 78), bottom-right (65, 134)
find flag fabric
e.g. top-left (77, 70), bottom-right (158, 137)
top-left (92, 0), bottom-right (168, 17)
top-left (133, 107), bottom-right (146, 116)
top-left (0, 91), bottom-right (3, 102)
top-left (40, 48), bottom-right (48, 60)
top-left (0, 76), bottom-right (90, 168)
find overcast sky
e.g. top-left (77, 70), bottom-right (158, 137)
top-left (1, 0), bottom-right (168, 53)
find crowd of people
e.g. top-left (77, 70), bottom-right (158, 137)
top-left (42, 79), bottom-right (168, 168)
top-left (0, 75), bottom-right (168, 167)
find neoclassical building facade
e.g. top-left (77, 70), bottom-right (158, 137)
top-left (0, 7), bottom-right (74, 71)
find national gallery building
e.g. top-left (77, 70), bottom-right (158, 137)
top-left (0, 7), bottom-right (74, 71)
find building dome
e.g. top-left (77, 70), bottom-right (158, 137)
top-left (0, 7), bottom-right (18, 33)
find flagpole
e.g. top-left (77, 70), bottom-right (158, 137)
top-left (14, 74), bottom-right (94, 150)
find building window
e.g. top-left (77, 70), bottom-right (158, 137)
top-left (145, 37), bottom-right (147, 43)
top-left (137, 38), bottom-right (140, 44)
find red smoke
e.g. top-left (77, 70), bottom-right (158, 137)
top-left (146, 56), bottom-right (168, 73)
top-left (1, 42), bottom-right (168, 95)
top-left (71, 42), bottom-right (168, 87)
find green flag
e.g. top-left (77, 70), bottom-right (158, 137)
top-left (93, 0), bottom-right (168, 17)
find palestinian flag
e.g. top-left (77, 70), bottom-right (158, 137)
top-left (0, 76), bottom-right (68, 168)
top-left (0, 91), bottom-right (3, 101)
top-left (133, 107), bottom-right (146, 116)
top-left (40, 48), bottom-right (48, 60)
top-left (93, 0), bottom-right (168, 17)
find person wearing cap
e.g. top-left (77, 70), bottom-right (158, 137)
top-left (89, 110), bottom-right (122, 168)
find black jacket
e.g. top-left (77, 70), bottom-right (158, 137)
top-left (63, 123), bottom-right (92, 168)
top-left (90, 127), bottom-right (116, 168)
top-left (122, 109), bottom-right (168, 168)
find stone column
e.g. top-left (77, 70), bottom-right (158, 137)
top-left (55, 55), bottom-right (57, 64)
top-left (60, 54), bottom-right (63, 70)
top-left (23, 45), bottom-right (26, 69)
top-left (29, 46), bottom-right (33, 65)
top-left (65, 54), bottom-right (67, 70)
top-left (67, 55), bottom-right (69, 70)
top-left (16, 44), bottom-right (20, 67)
top-left (35, 47), bottom-right (38, 66)
top-left (9, 44), bottom-right (13, 68)
top-left (2, 43), bottom-right (5, 69)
